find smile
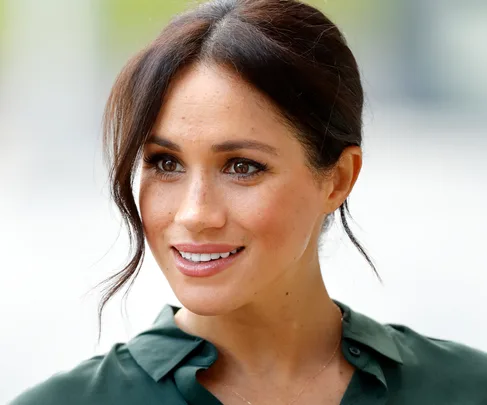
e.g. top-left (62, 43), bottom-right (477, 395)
top-left (176, 248), bottom-right (243, 263)
top-left (171, 245), bottom-right (246, 278)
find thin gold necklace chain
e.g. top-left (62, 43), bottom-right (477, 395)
top-left (223, 305), bottom-right (344, 405)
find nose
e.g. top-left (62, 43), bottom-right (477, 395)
top-left (174, 175), bottom-right (226, 233)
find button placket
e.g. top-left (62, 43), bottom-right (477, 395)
top-left (349, 346), bottom-right (361, 357)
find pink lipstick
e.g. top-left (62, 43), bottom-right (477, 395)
top-left (171, 244), bottom-right (245, 278)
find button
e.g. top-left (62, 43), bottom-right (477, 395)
top-left (349, 346), bottom-right (361, 357)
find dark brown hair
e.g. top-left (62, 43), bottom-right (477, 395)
top-left (99, 0), bottom-right (379, 333)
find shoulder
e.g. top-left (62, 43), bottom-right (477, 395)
top-left (8, 343), bottom-right (157, 405)
top-left (388, 323), bottom-right (487, 371)
top-left (387, 323), bottom-right (487, 399)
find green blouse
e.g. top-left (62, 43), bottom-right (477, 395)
top-left (9, 301), bottom-right (487, 404)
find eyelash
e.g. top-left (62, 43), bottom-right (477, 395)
top-left (142, 153), bottom-right (269, 181)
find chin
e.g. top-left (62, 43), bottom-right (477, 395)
top-left (175, 286), bottom-right (245, 317)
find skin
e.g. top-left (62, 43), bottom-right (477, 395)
top-left (139, 62), bottom-right (361, 404)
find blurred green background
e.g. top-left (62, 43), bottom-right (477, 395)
top-left (1, 0), bottom-right (486, 104)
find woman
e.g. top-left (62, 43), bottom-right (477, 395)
top-left (10, 0), bottom-right (487, 404)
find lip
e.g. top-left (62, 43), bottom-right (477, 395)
top-left (172, 243), bottom-right (241, 254)
top-left (171, 246), bottom-right (244, 278)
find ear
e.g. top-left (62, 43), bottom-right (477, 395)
top-left (321, 146), bottom-right (362, 214)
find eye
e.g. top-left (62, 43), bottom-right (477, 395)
top-left (143, 153), bottom-right (185, 177)
top-left (157, 157), bottom-right (184, 173)
top-left (224, 158), bottom-right (268, 179)
top-left (228, 161), bottom-right (258, 175)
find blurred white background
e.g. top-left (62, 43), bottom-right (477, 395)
top-left (1, 0), bottom-right (486, 402)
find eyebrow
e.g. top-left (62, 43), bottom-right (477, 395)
top-left (146, 135), bottom-right (279, 156)
top-left (211, 140), bottom-right (278, 156)
top-left (146, 135), bottom-right (182, 152)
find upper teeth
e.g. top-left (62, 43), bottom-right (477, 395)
top-left (179, 249), bottom-right (238, 262)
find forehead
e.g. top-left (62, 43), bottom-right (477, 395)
top-left (152, 63), bottom-right (293, 145)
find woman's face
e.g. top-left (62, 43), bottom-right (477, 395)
top-left (139, 63), bottom-right (349, 315)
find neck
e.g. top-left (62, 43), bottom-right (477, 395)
top-left (174, 260), bottom-right (342, 383)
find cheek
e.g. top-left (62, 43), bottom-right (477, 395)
top-left (235, 179), bottom-right (321, 254)
top-left (139, 180), bottom-right (175, 243)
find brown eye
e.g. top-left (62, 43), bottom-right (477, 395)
top-left (156, 157), bottom-right (183, 173)
top-left (225, 159), bottom-right (264, 178)
top-left (161, 159), bottom-right (177, 172)
top-left (234, 162), bottom-right (250, 174)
